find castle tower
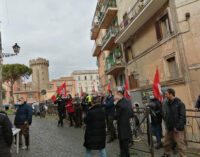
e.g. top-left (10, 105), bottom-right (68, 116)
top-left (29, 58), bottom-right (50, 91)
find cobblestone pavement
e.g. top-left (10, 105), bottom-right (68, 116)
top-left (9, 115), bottom-right (200, 157)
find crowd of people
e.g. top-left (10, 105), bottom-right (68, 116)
top-left (0, 88), bottom-right (200, 157)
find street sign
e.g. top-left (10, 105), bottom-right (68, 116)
top-left (41, 89), bottom-right (46, 95)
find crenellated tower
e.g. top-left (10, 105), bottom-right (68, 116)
top-left (29, 58), bottom-right (50, 91)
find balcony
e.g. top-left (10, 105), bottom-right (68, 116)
top-left (101, 26), bottom-right (118, 51)
top-left (91, 16), bottom-right (100, 40)
top-left (105, 46), bottom-right (125, 75)
top-left (92, 42), bottom-right (102, 57)
top-left (116, 0), bottom-right (168, 43)
top-left (99, 0), bottom-right (118, 29)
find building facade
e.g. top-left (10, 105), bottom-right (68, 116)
top-left (71, 70), bottom-right (100, 95)
top-left (91, 0), bottom-right (200, 147)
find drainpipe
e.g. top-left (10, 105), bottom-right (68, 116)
top-left (169, 0), bottom-right (193, 106)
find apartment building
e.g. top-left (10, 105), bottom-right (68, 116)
top-left (71, 70), bottom-right (100, 95)
top-left (91, 0), bottom-right (126, 93)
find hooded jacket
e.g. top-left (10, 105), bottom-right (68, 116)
top-left (163, 98), bottom-right (186, 131)
top-left (0, 112), bottom-right (13, 149)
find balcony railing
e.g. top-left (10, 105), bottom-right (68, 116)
top-left (105, 46), bottom-right (125, 74)
top-left (116, 0), bottom-right (168, 43)
top-left (119, 0), bottom-right (151, 32)
top-left (101, 26), bottom-right (118, 51)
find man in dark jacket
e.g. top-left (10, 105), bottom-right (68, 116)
top-left (0, 111), bottom-right (13, 157)
top-left (84, 96), bottom-right (106, 157)
top-left (148, 96), bottom-right (163, 149)
top-left (14, 97), bottom-right (32, 150)
top-left (161, 88), bottom-right (186, 157)
top-left (104, 90), bottom-right (116, 143)
top-left (54, 95), bottom-right (67, 127)
top-left (73, 94), bottom-right (82, 128)
top-left (115, 90), bottom-right (132, 157)
top-left (195, 95), bottom-right (200, 110)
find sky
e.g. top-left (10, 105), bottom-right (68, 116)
top-left (0, 0), bottom-right (97, 80)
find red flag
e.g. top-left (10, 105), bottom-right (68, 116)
top-left (56, 83), bottom-right (67, 97)
top-left (124, 77), bottom-right (131, 99)
top-left (108, 82), bottom-right (111, 90)
top-left (51, 95), bottom-right (56, 102)
top-left (81, 86), bottom-right (83, 96)
top-left (153, 67), bottom-right (163, 103)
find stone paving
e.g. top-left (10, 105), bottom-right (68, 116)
top-left (9, 115), bottom-right (200, 157)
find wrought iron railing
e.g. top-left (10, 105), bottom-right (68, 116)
top-left (118, 0), bottom-right (151, 36)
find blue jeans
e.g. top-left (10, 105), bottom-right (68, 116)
top-left (85, 149), bottom-right (106, 157)
top-left (152, 123), bottom-right (162, 145)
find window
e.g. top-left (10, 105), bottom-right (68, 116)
top-left (119, 74), bottom-right (125, 86)
top-left (115, 76), bottom-right (118, 86)
top-left (85, 76), bottom-right (87, 80)
top-left (85, 87), bottom-right (88, 92)
top-left (79, 83), bottom-right (81, 87)
top-left (123, 12), bottom-right (129, 27)
top-left (29, 93), bottom-right (33, 99)
top-left (90, 75), bottom-right (93, 80)
top-left (68, 81), bottom-right (72, 85)
top-left (78, 76), bottom-right (81, 81)
top-left (129, 74), bottom-right (139, 89)
top-left (96, 75), bottom-right (99, 80)
top-left (155, 14), bottom-right (171, 41)
top-left (56, 82), bottom-right (60, 88)
top-left (167, 57), bottom-right (178, 79)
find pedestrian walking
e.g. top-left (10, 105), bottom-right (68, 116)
top-left (65, 94), bottom-right (75, 127)
top-left (14, 97), bottom-right (32, 150)
top-left (161, 88), bottom-right (187, 157)
top-left (73, 93), bottom-right (82, 128)
top-left (103, 90), bottom-right (116, 143)
top-left (114, 90), bottom-right (132, 157)
top-left (84, 96), bottom-right (106, 157)
top-left (148, 95), bottom-right (163, 149)
top-left (0, 111), bottom-right (13, 157)
top-left (54, 95), bottom-right (67, 127)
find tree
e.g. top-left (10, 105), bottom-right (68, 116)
top-left (2, 64), bottom-right (32, 105)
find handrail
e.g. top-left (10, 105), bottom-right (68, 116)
top-left (118, 0), bottom-right (151, 36)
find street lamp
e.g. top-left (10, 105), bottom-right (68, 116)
top-left (0, 32), bottom-right (21, 110)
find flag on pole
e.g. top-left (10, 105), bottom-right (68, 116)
top-left (124, 77), bottom-right (131, 99)
top-left (51, 95), bottom-right (56, 102)
top-left (108, 82), bottom-right (111, 90)
top-left (93, 80), bottom-right (96, 94)
top-left (56, 83), bottom-right (67, 97)
top-left (153, 67), bottom-right (163, 103)
top-left (81, 86), bottom-right (83, 96)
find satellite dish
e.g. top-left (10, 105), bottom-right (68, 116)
top-left (41, 89), bottom-right (46, 95)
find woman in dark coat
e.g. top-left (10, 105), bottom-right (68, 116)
top-left (84, 96), bottom-right (106, 157)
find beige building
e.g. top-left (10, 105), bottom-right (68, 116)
top-left (71, 70), bottom-right (100, 95)
top-left (91, 0), bottom-right (200, 147)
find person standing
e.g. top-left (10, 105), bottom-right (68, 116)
top-left (84, 96), bottom-right (106, 157)
top-left (104, 90), bottom-right (116, 143)
top-left (0, 111), bottom-right (13, 157)
top-left (65, 94), bottom-right (75, 127)
top-left (161, 88), bottom-right (187, 157)
top-left (73, 93), bottom-right (82, 128)
top-left (148, 95), bottom-right (163, 149)
top-left (54, 95), bottom-right (67, 127)
top-left (114, 90), bottom-right (132, 157)
top-left (14, 97), bottom-right (32, 150)
top-left (82, 93), bottom-right (92, 118)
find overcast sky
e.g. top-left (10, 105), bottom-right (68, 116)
top-left (0, 0), bottom-right (97, 80)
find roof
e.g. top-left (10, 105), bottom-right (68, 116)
top-left (71, 70), bottom-right (98, 75)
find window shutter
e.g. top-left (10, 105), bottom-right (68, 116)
top-left (155, 21), bottom-right (162, 41)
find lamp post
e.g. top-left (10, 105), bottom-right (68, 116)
top-left (0, 32), bottom-right (20, 110)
